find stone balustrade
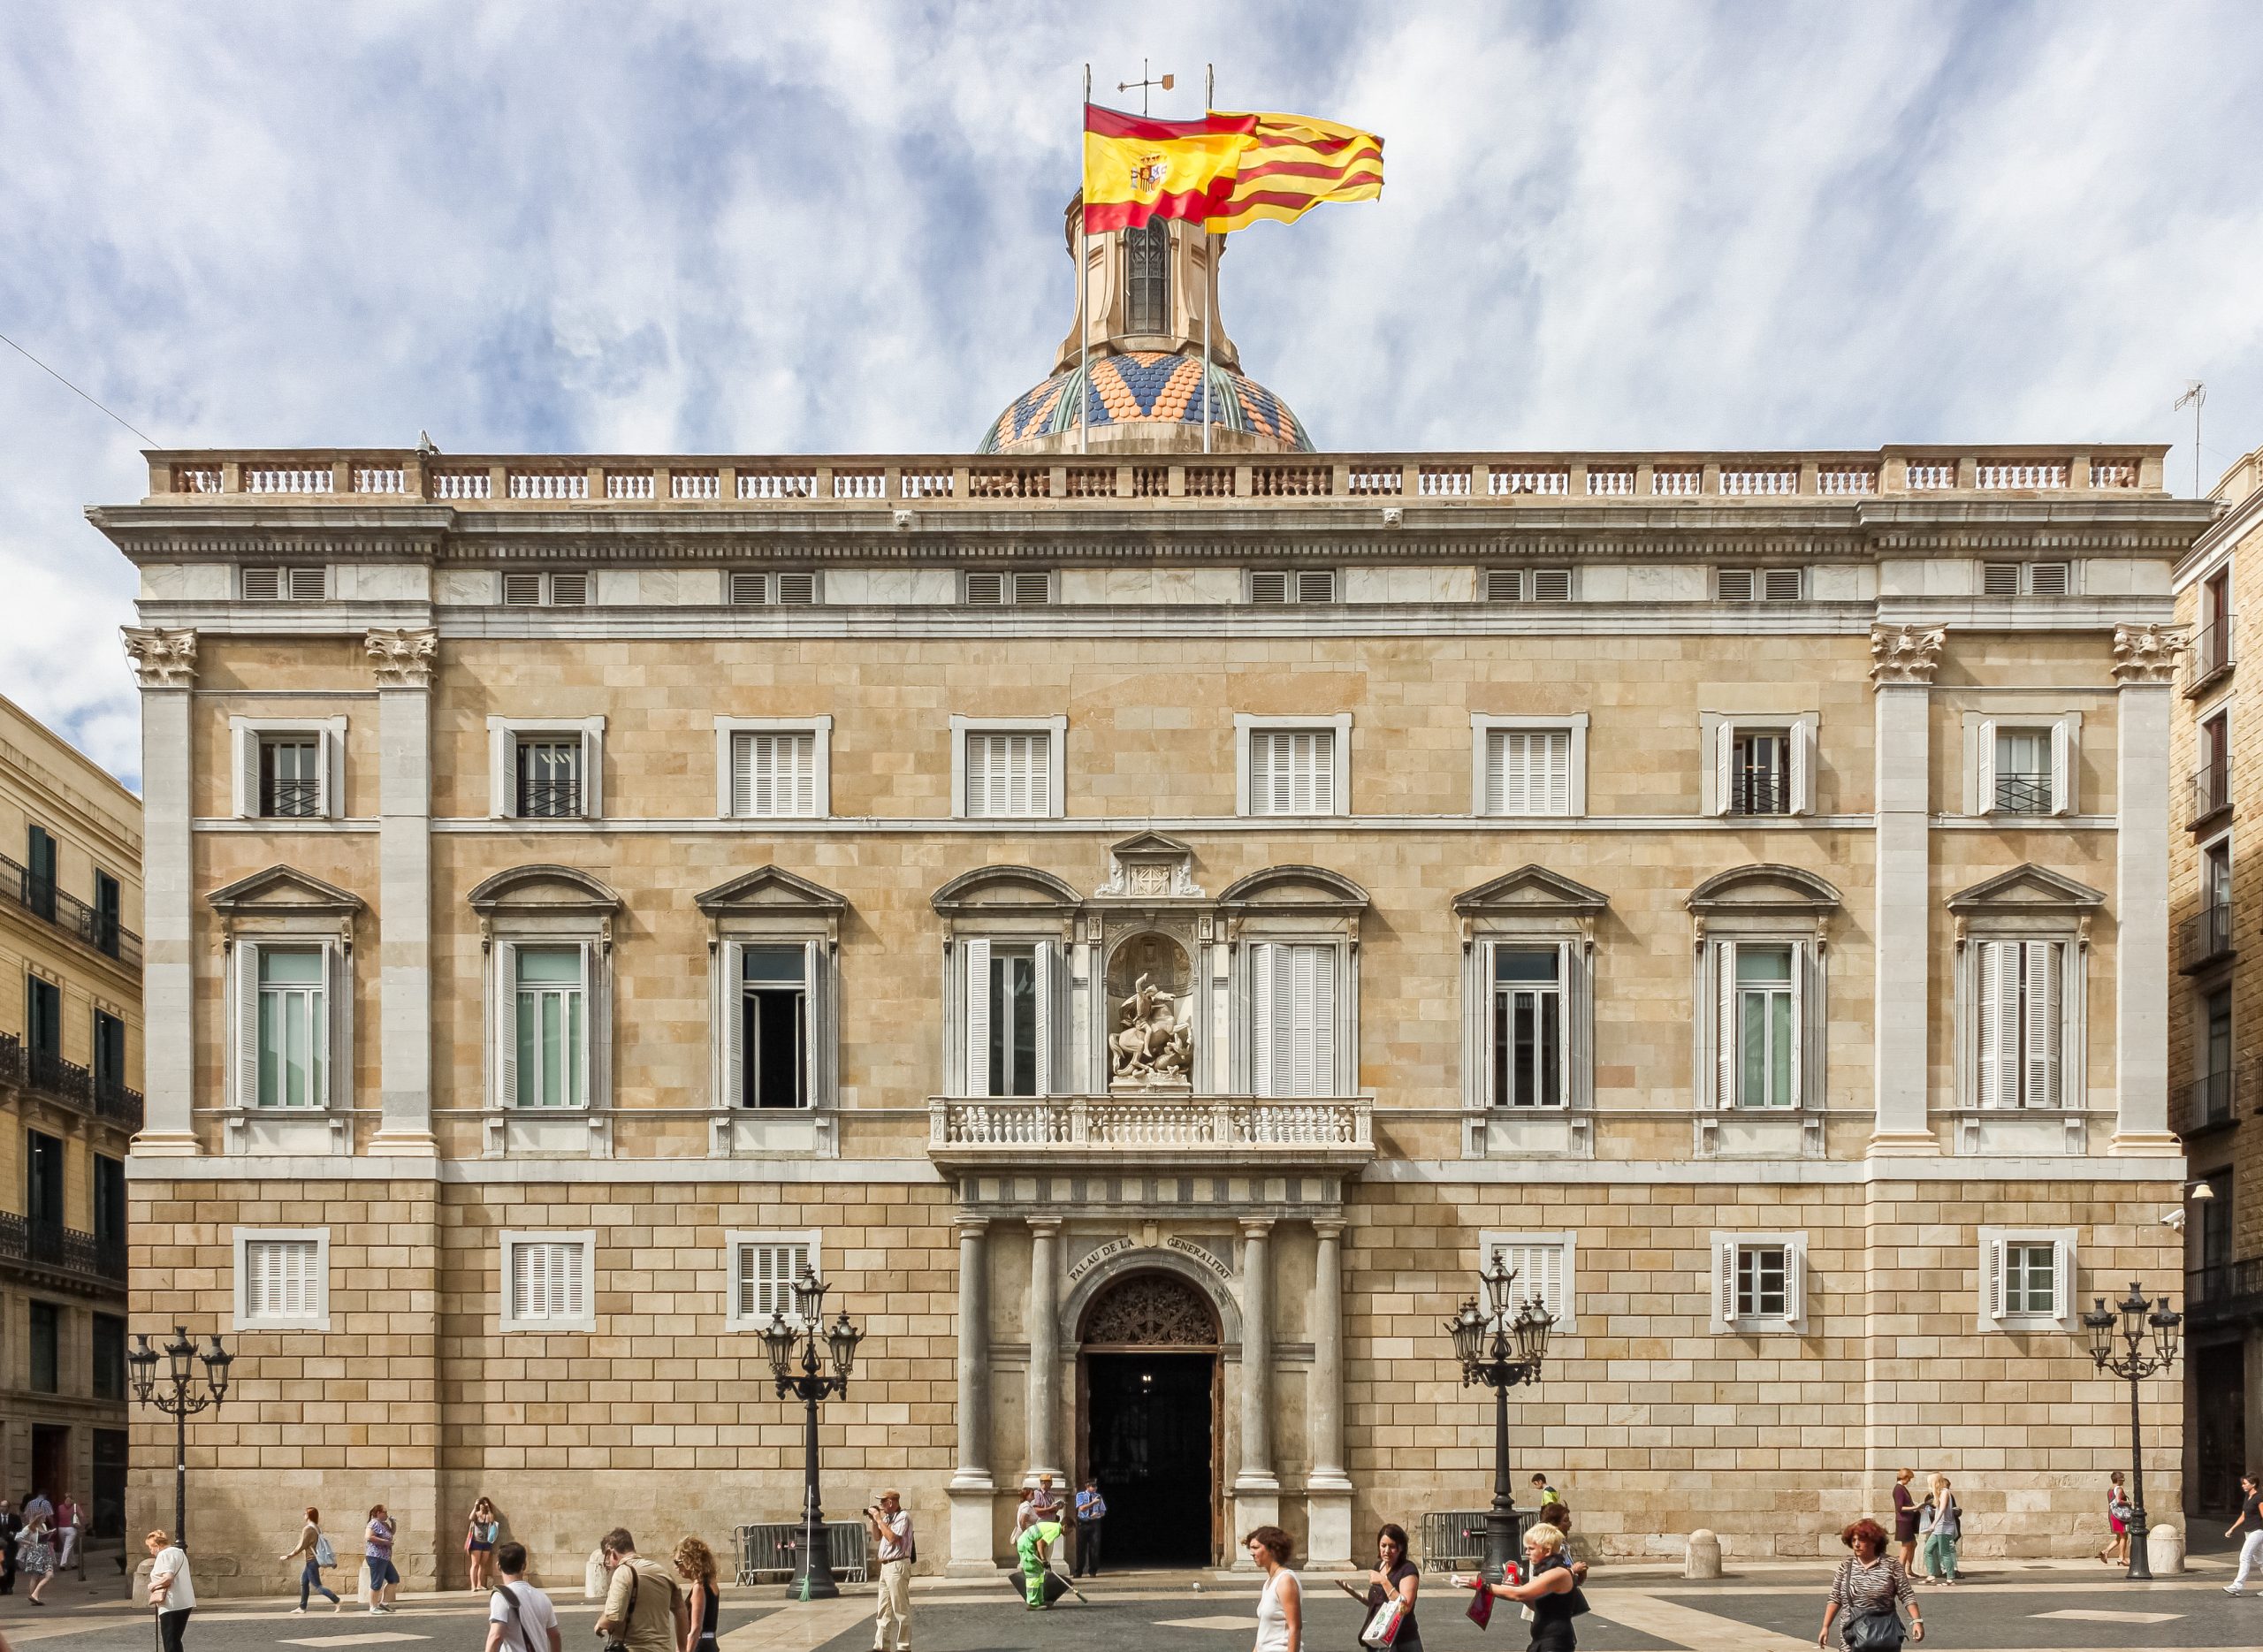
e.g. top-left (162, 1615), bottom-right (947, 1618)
top-left (927, 1094), bottom-right (1375, 1167)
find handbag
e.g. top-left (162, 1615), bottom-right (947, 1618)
top-left (1840, 1607), bottom-right (1907, 1651)
top-left (1360, 1599), bottom-right (1405, 1647)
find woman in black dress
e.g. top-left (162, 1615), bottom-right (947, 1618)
top-left (1456, 1523), bottom-right (1585, 1652)
top-left (671, 1538), bottom-right (720, 1652)
top-left (1334, 1524), bottom-right (1421, 1652)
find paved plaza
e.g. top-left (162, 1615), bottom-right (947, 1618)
top-left (2, 1559), bottom-right (2259, 1652)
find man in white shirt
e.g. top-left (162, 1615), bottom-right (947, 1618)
top-left (865, 1489), bottom-right (913, 1652)
top-left (147, 1529), bottom-right (195, 1652)
top-left (54, 1493), bottom-right (81, 1569)
top-left (484, 1542), bottom-right (561, 1652)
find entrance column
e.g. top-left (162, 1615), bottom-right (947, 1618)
top-left (1231, 1217), bottom-right (1279, 1563)
top-left (947, 1217), bottom-right (996, 1575)
top-left (1306, 1218), bottom-right (1353, 1569)
top-left (1026, 1218), bottom-right (1066, 1484)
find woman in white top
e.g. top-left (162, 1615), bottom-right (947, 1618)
top-left (1246, 1525), bottom-right (1300, 1652)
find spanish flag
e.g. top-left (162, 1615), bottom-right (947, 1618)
top-left (1203, 110), bottom-right (1384, 234)
top-left (1081, 103), bottom-right (1256, 233)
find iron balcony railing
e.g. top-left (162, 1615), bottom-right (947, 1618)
top-left (2181, 1068), bottom-right (2236, 1131)
top-left (0, 1211), bottom-right (126, 1285)
top-left (2182, 902), bottom-right (2235, 972)
top-left (1993, 771), bottom-right (2053, 814)
top-left (1730, 770), bottom-right (1788, 816)
top-left (0, 1034), bottom-right (143, 1131)
top-left (2187, 1258), bottom-right (2263, 1326)
top-left (2190, 618), bottom-right (2236, 691)
top-left (0, 854), bottom-right (141, 969)
top-left (260, 775), bottom-right (322, 818)
top-left (515, 778), bottom-right (583, 818)
top-left (2192, 765), bottom-right (2233, 825)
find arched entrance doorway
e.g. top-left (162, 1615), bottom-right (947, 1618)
top-left (1078, 1271), bottom-right (1220, 1568)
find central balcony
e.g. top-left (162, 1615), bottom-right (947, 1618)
top-left (927, 1094), bottom-right (1375, 1173)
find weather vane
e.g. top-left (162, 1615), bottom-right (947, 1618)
top-left (1116, 58), bottom-right (1174, 115)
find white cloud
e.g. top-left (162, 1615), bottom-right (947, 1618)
top-left (0, 0), bottom-right (2257, 787)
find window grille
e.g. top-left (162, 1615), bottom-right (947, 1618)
top-left (1125, 221), bottom-right (1170, 333)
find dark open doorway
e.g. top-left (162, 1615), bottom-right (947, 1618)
top-left (2194, 1337), bottom-right (2246, 1519)
top-left (1084, 1352), bottom-right (1214, 1568)
top-left (31, 1424), bottom-right (69, 1504)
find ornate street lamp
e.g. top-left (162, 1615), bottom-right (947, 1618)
top-left (2080, 1279), bottom-right (2181, 1582)
top-left (1445, 1256), bottom-right (1556, 1584)
top-left (765, 1267), bottom-right (864, 1602)
top-left (126, 1327), bottom-right (231, 1546)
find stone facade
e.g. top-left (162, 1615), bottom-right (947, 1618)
top-left (0, 691), bottom-right (141, 1536)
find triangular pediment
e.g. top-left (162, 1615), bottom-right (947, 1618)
top-left (931, 864), bottom-right (1084, 916)
top-left (1947, 863), bottom-right (2107, 912)
top-left (1453, 864), bottom-right (1610, 916)
top-left (1110, 830), bottom-right (1192, 859)
top-left (1686, 863), bottom-right (1842, 915)
top-left (467, 864), bottom-right (621, 914)
top-left (696, 864), bottom-right (847, 915)
top-left (208, 864), bottom-right (363, 917)
top-left (1218, 864), bottom-right (1369, 910)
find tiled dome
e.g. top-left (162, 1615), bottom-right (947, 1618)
top-left (980, 350), bottom-right (1313, 454)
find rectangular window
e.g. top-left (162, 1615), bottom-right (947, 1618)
top-left (25, 824), bottom-right (57, 920)
top-left (987, 946), bottom-right (1040, 1098)
top-left (93, 1011), bottom-right (126, 1097)
top-left (729, 1236), bottom-right (817, 1326)
top-left (92, 1313), bottom-right (126, 1401)
top-left (25, 1131), bottom-right (62, 1231)
top-left (93, 1155), bottom-right (126, 1253)
top-left (240, 1236), bottom-right (324, 1327)
top-left (1980, 1229), bottom-right (2074, 1328)
top-left (256, 948), bottom-right (327, 1108)
top-left (258, 736), bottom-right (323, 818)
top-left (964, 732), bottom-right (1051, 818)
top-left (1252, 941), bottom-right (1337, 1098)
top-left (1490, 949), bottom-right (1563, 1108)
top-left (503, 1236), bottom-right (591, 1329)
top-left (1249, 729), bottom-right (1337, 816)
top-left (1735, 1245), bottom-right (1788, 1319)
top-left (1733, 946), bottom-right (1795, 1108)
top-left (514, 738), bottom-right (582, 818)
top-left (740, 945), bottom-right (809, 1109)
top-left (1977, 940), bottom-right (2061, 1108)
top-left (28, 1302), bottom-right (57, 1393)
top-left (1732, 732), bottom-right (1790, 815)
top-left (2004, 1242), bottom-right (2055, 1315)
top-left (26, 977), bottom-right (60, 1060)
top-left (731, 732), bottom-right (818, 818)
top-left (1993, 728), bottom-right (2053, 815)
top-left (1483, 730), bottom-right (1572, 816)
top-left (93, 871), bottom-right (122, 956)
top-left (514, 948), bottom-right (585, 1108)
top-left (1481, 1233), bottom-right (1575, 1330)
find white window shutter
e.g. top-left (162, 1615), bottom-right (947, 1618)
top-left (236, 940), bottom-right (263, 1108)
top-left (1786, 1241), bottom-right (1805, 1328)
top-left (964, 939), bottom-right (991, 1097)
top-left (1305, 944), bottom-right (1337, 1095)
top-left (1985, 1237), bottom-right (2005, 1321)
top-left (562, 1244), bottom-right (585, 1320)
top-left (1251, 942), bottom-right (1276, 1094)
top-left (1556, 940), bottom-right (1575, 1108)
top-left (1714, 941), bottom-right (1737, 1108)
top-left (1313, 731), bottom-right (1337, 814)
top-left (1033, 939), bottom-right (1054, 1098)
top-left (804, 939), bottom-right (827, 1107)
top-left (580, 726), bottom-right (602, 818)
top-left (1976, 719), bottom-right (1997, 813)
top-left (2024, 943), bottom-right (2060, 1108)
top-left (2049, 721), bottom-right (2071, 815)
top-left (1787, 941), bottom-right (1805, 1109)
top-left (2051, 1237), bottom-right (2071, 1321)
top-left (1790, 720), bottom-right (1812, 815)
top-left (794, 735), bottom-right (816, 816)
top-left (1029, 733), bottom-right (1052, 816)
top-left (1716, 1238), bottom-right (1737, 1323)
top-left (735, 1244), bottom-right (757, 1319)
top-left (318, 941), bottom-right (337, 1108)
top-left (509, 1242), bottom-right (531, 1321)
top-left (1977, 942), bottom-right (2001, 1108)
top-left (575, 941), bottom-right (597, 1106)
top-left (323, 721), bottom-right (345, 818)
top-left (730, 733), bottom-right (753, 818)
top-left (721, 942), bottom-right (746, 1107)
top-left (490, 725), bottom-right (512, 818)
top-left (1992, 941), bottom-right (2022, 1108)
top-left (1544, 733), bottom-right (1569, 815)
top-left (494, 940), bottom-right (520, 1108)
top-left (1484, 733), bottom-right (1506, 815)
top-left (1711, 723), bottom-right (1733, 817)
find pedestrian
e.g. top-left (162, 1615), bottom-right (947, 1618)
top-left (1246, 1526), bottom-right (1301, 1652)
top-left (18, 1509), bottom-right (54, 1604)
top-left (468, 1498), bottom-right (502, 1592)
top-left (1073, 1479), bottom-right (1107, 1578)
top-left (147, 1529), bottom-right (195, 1652)
top-left (2225, 1471), bottom-right (2263, 1595)
top-left (1918, 1474), bottom-right (1960, 1586)
top-left (1890, 1470), bottom-right (1918, 1573)
top-left (2097, 1471), bottom-right (2130, 1568)
top-left (1016, 1474), bottom-right (1062, 1535)
top-left (1453, 1523), bottom-right (1588, 1652)
top-left (283, 1505), bottom-right (343, 1614)
top-left (1529, 1473), bottom-right (1561, 1516)
top-left (22, 1492), bottom-right (50, 1532)
top-left (53, 1492), bottom-right (80, 1574)
top-left (1816, 1518), bottom-right (1921, 1648)
top-left (1333, 1524), bottom-right (1421, 1652)
top-left (594, 1529), bottom-right (687, 1652)
top-left (1015, 1514), bottom-right (1063, 1610)
top-left (485, 1542), bottom-right (560, 1652)
top-left (364, 1504), bottom-right (400, 1612)
top-left (669, 1538), bottom-right (718, 1652)
top-left (863, 1489), bottom-right (913, 1651)
top-left (0, 1498), bottom-right (19, 1595)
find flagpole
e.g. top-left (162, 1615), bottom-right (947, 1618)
top-left (1202, 62), bottom-right (1214, 454)
top-left (1079, 63), bottom-right (1090, 456)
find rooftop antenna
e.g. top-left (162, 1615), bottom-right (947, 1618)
top-left (1117, 59), bottom-right (1174, 116)
top-left (2175, 380), bottom-right (2206, 497)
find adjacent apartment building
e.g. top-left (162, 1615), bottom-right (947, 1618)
top-left (95, 212), bottom-right (2206, 1589)
top-left (0, 694), bottom-right (140, 1541)
top-left (2172, 441), bottom-right (2263, 1521)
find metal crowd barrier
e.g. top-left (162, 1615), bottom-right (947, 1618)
top-left (1418, 1509), bottom-right (1535, 1573)
top-left (733, 1519), bottom-right (868, 1587)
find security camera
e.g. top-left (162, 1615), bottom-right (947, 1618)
top-left (2161, 1209), bottom-right (2186, 1232)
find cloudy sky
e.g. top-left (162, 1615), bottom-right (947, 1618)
top-left (4, 1), bottom-right (2259, 789)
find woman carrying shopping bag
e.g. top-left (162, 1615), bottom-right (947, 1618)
top-left (1335, 1525), bottom-right (1421, 1652)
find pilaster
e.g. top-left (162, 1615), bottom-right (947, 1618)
top-left (121, 628), bottom-right (198, 1154)
top-left (367, 629), bottom-right (438, 1156)
top-left (1305, 1218), bottom-right (1353, 1570)
top-left (1868, 624), bottom-right (1944, 1154)
top-left (2111, 622), bottom-right (2184, 1153)
top-left (947, 1217), bottom-right (998, 1575)
top-left (1231, 1216), bottom-right (1277, 1564)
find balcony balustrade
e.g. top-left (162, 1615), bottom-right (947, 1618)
top-left (2181, 902), bottom-right (2235, 972)
top-left (927, 1094), bottom-right (1374, 1171)
top-left (2181, 1067), bottom-right (2236, 1132)
top-left (2187, 1258), bottom-right (2263, 1326)
top-left (0, 854), bottom-right (140, 968)
top-left (0, 1033), bottom-right (143, 1131)
top-left (2192, 765), bottom-right (2233, 826)
top-left (2190, 618), bottom-right (2236, 693)
top-left (0, 1211), bottom-right (126, 1286)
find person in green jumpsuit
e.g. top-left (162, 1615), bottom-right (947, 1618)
top-left (1017, 1519), bottom-right (1063, 1608)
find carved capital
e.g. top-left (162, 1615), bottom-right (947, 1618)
top-left (120, 627), bottom-right (197, 689)
top-left (1868, 623), bottom-right (1946, 687)
top-left (365, 627), bottom-right (438, 688)
top-left (2111, 622), bottom-right (2185, 686)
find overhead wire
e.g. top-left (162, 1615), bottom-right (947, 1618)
top-left (0, 326), bottom-right (161, 446)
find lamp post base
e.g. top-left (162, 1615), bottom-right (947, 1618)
top-left (2124, 1499), bottom-right (2152, 1583)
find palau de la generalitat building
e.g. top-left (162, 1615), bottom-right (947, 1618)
top-left (94, 208), bottom-right (2210, 1592)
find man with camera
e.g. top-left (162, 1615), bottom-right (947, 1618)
top-left (864, 1490), bottom-right (913, 1652)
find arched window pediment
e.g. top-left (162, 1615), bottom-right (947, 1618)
top-left (1685, 864), bottom-right (1842, 919)
top-left (1217, 864), bottom-right (1369, 914)
top-left (467, 864), bottom-right (621, 917)
top-left (930, 864), bottom-right (1084, 917)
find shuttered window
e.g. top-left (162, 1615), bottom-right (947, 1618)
top-left (1977, 940), bottom-right (2061, 1108)
top-left (1482, 1234), bottom-right (1574, 1331)
top-left (514, 948), bottom-right (586, 1108)
top-left (256, 948), bottom-right (328, 1109)
top-left (964, 732), bottom-right (1051, 818)
top-left (1251, 942), bottom-right (1337, 1098)
top-left (731, 1237), bottom-right (816, 1324)
top-left (1711, 1233), bottom-right (1806, 1330)
top-left (1249, 729), bottom-right (1337, 815)
top-left (506, 1238), bottom-right (589, 1326)
top-left (240, 1237), bottom-right (324, 1325)
top-left (1735, 1245), bottom-right (1789, 1318)
top-left (731, 732), bottom-right (818, 818)
top-left (1491, 948), bottom-right (1565, 1108)
top-left (1982, 1230), bottom-right (2074, 1327)
top-left (1484, 730), bottom-right (1572, 816)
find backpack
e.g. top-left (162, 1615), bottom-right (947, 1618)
top-left (314, 1533), bottom-right (336, 1568)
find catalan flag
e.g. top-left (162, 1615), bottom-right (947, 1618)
top-left (1203, 110), bottom-right (1384, 234)
top-left (1081, 104), bottom-right (1256, 233)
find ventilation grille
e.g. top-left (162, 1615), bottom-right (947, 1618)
top-left (965, 571), bottom-right (1051, 607)
top-left (241, 567), bottom-right (325, 601)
